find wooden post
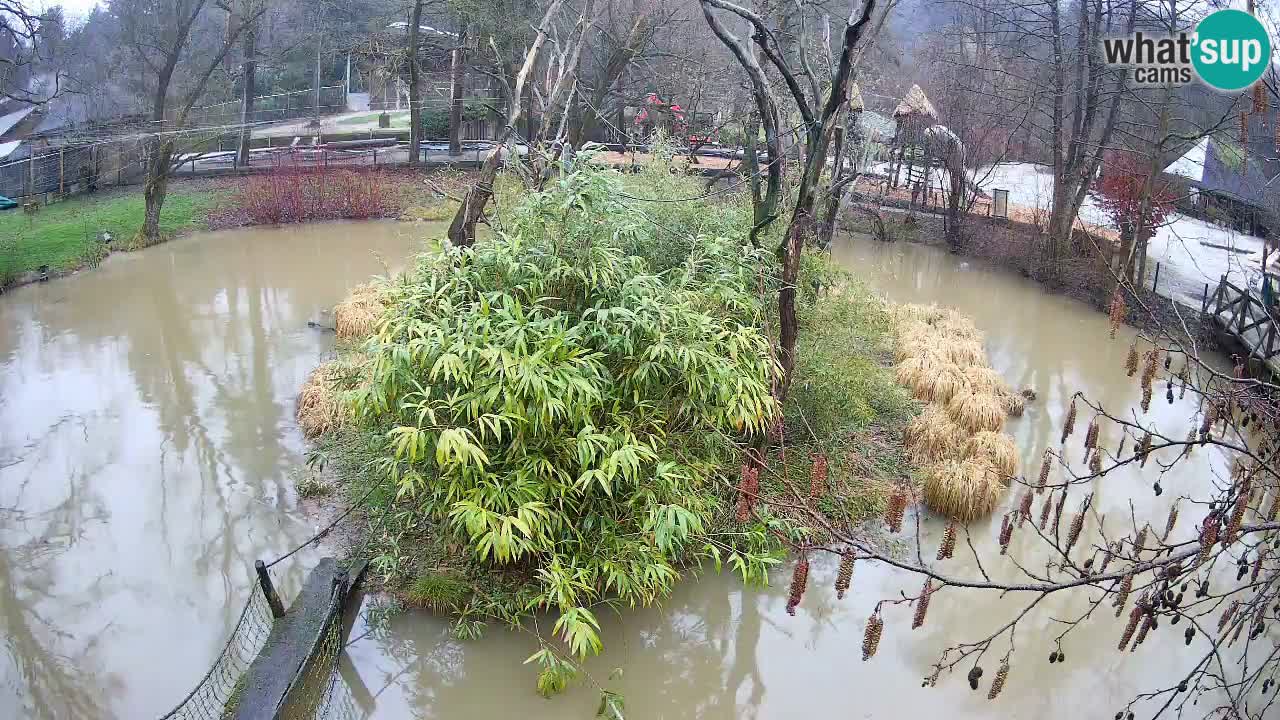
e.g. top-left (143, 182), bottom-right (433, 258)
top-left (28, 155), bottom-right (35, 194)
top-left (1202, 282), bottom-right (1210, 314)
top-left (58, 149), bottom-right (65, 195)
top-left (255, 560), bottom-right (286, 619)
top-left (1151, 262), bottom-right (1161, 294)
top-left (1216, 276), bottom-right (1227, 315)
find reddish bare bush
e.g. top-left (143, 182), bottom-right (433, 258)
top-left (229, 165), bottom-right (396, 226)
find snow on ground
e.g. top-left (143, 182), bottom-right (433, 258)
top-left (973, 162), bottom-right (1269, 308)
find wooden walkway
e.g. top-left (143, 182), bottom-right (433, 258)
top-left (1204, 276), bottom-right (1280, 377)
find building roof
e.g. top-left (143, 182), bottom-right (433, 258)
top-left (1200, 139), bottom-right (1271, 207)
top-left (1163, 137), bottom-right (1207, 180)
top-left (893, 85), bottom-right (937, 120)
top-left (0, 105), bottom-right (34, 139)
top-left (0, 140), bottom-right (21, 160)
top-left (1164, 137), bottom-right (1273, 209)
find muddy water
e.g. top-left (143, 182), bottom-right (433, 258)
top-left (0, 221), bottom-right (435, 719)
top-left (0, 224), bottom-right (1233, 719)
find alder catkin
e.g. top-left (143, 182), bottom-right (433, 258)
top-left (938, 521), bottom-right (958, 561)
top-left (1118, 605), bottom-right (1142, 651)
top-left (1198, 512), bottom-right (1219, 565)
top-left (1141, 349), bottom-right (1161, 392)
top-left (1134, 525), bottom-right (1149, 554)
top-left (1108, 290), bottom-right (1126, 338)
top-left (835, 550), bottom-right (855, 600)
top-left (1037, 451), bottom-right (1051, 494)
top-left (862, 613), bottom-right (883, 661)
top-left (1052, 490), bottom-right (1066, 538)
top-left (1131, 613), bottom-right (1154, 651)
top-left (1164, 502), bottom-right (1179, 541)
top-left (1219, 600), bottom-right (1239, 634)
top-left (912, 580), bottom-right (933, 629)
top-left (1061, 398), bottom-right (1078, 444)
top-left (810, 453), bottom-right (828, 499)
top-left (988, 662), bottom-right (1010, 700)
top-left (1114, 572), bottom-right (1134, 616)
top-left (786, 553), bottom-right (809, 616)
top-left (885, 488), bottom-right (908, 533)
top-left (1137, 431), bottom-right (1152, 467)
top-left (1089, 449), bottom-right (1103, 475)
top-left (1018, 491), bottom-right (1034, 527)
top-left (999, 513), bottom-right (1014, 555)
top-left (1039, 495), bottom-right (1053, 531)
top-left (1066, 511), bottom-right (1084, 553)
top-left (1251, 549), bottom-right (1265, 583)
top-left (1224, 481), bottom-right (1250, 546)
top-left (1125, 345), bottom-right (1140, 377)
top-left (1084, 418), bottom-right (1099, 456)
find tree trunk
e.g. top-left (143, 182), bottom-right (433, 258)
top-left (141, 138), bottom-right (174, 244)
top-left (238, 23), bottom-right (257, 166)
top-left (448, 25), bottom-right (467, 157)
top-left (407, 1), bottom-right (424, 165)
top-left (818, 125), bottom-right (846, 249)
top-left (945, 161), bottom-right (964, 249)
top-left (447, 0), bottom-right (565, 246)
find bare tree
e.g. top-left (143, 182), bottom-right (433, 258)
top-left (110, 0), bottom-right (265, 243)
top-left (700, 0), bottom-right (877, 398)
top-left (446, 0), bottom-right (567, 246)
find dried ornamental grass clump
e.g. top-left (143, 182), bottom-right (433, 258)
top-left (963, 366), bottom-right (1011, 395)
top-left (905, 406), bottom-right (966, 463)
top-left (333, 282), bottom-right (389, 340)
top-left (890, 302), bottom-right (1022, 522)
top-left (297, 361), bottom-right (352, 438)
top-left (961, 431), bottom-right (1020, 479)
top-left (923, 458), bottom-right (1005, 522)
top-left (947, 391), bottom-right (1007, 433)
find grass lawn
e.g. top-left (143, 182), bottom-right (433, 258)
top-left (0, 187), bottom-right (226, 284)
top-left (336, 111), bottom-right (410, 127)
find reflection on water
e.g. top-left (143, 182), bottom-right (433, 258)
top-left (339, 234), bottom-right (1233, 719)
top-left (0, 225), bottom-right (1236, 719)
top-left (0, 220), bottom-right (433, 718)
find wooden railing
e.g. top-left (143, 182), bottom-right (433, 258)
top-left (1205, 276), bottom-right (1279, 360)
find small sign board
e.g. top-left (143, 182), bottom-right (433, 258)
top-left (992, 189), bottom-right (1009, 219)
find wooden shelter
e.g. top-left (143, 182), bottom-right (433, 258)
top-left (889, 84), bottom-right (937, 190)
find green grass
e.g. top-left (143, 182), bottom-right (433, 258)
top-left (336, 111), bottom-right (410, 127)
top-left (0, 187), bottom-right (225, 284)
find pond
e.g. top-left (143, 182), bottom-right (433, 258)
top-left (0, 222), bottom-right (1229, 718)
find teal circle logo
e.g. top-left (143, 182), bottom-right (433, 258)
top-left (1192, 9), bottom-right (1271, 91)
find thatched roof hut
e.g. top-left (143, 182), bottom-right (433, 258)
top-left (893, 85), bottom-right (937, 121)
top-left (848, 82), bottom-right (865, 113)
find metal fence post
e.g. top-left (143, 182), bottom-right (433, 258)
top-left (1152, 262), bottom-right (1161, 294)
top-left (255, 560), bottom-right (286, 619)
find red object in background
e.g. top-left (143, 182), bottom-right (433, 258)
top-left (635, 92), bottom-right (687, 132)
top-left (1096, 149), bottom-right (1177, 233)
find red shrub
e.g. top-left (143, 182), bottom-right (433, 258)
top-left (1096, 149), bottom-right (1177, 233)
top-left (233, 162), bottom-right (395, 226)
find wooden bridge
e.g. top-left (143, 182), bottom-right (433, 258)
top-left (1204, 276), bottom-right (1280, 377)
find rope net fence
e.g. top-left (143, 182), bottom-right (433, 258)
top-left (155, 559), bottom-right (364, 720)
top-left (156, 582), bottom-right (274, 720)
